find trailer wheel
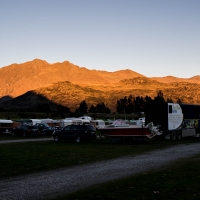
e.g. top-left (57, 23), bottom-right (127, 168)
top-left (176, 131), bottom-right (182, 140)
top-left (171, 131), bottom-right (176, 141)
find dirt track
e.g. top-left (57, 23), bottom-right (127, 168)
top-left (1, 141), bottom-right (200, 200)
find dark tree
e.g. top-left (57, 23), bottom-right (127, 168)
top-left (144, 95), bottom-right (154, 125)
top-left (116, 96), bottom-right (128, 114)
top-left (88, 103), bottom-right (110, 113)
top-left (88, 105), bottom-right (96, 113)
top-left (116, 100), bottom-right (123, 114)
top-left (177, 98), bottom-right (182, 104)
top-left (78, 100), bottom-right (88, 115)
top-left (152, 90), bottom-right (166, 125)
top-left (127, 95), bottom-right (135, 114)
top-left (134, 96), bottom-right (145, 113)
top-left (166, 98), bottom-right (173, 103)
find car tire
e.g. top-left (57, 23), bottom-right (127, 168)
top-left (75, 136), bottom-right (81, 143)
top-left (54, 136), bottom-right (60, 142)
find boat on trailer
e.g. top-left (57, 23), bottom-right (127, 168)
top-left (97, 119), bottom-right (162, 143)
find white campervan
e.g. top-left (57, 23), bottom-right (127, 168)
top-left (90, 119), bottom-right (105, 129)
top-left (60, 118), bottom-right (90, 127)
top-left (0, 119), bottom-right (13, 134)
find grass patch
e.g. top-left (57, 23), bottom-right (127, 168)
top-left (51, 154), bottom-right (200, 200)
top-left (0, 134), bottom-right (51, 140)
top-left (1, 137), bottom-right (200, 178)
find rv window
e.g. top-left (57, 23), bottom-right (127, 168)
top-left (0, 123), bottom-right (12, 127)
top-left (169, 105), bottom-right (172, 113)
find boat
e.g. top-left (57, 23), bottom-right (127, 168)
top-left (97, 119), bottom-right (162, 142)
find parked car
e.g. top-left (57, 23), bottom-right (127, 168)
top-left (54, 126), bottom-right (63, 131)
top-left (52, 124), bottom-right (96, 143)
top-left (35, 123), bottom-right (57, 135)
top-left (11, 124), bottom-right (40, 137)
top-left (41, 126), bottom-right (55, 136)
top-left (35, 123), bottom-right (49, 133)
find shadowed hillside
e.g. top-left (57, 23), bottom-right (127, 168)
top-left (1, 78), bottom-right (200, 112)
top-left (0, 91), bottom-right (63, 112)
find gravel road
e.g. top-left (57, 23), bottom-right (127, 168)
top-left (1, 142), bottom-right (200, 200)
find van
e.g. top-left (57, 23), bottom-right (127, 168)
top-left (60, 118), bottom-right (90, 127)
top-left (90, 120), bottom-right (105, 129)
top-left (0, 119), bottom-right (13, 134)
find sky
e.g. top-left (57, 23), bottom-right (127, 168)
top-left (0, 0), bottom-right (200, 78)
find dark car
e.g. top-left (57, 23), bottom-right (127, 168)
top-left (35, 123), bottom-right (49, 133)
top-left (35, 123), bottom-right (57, 135)
top-left (11, 124), bottom-right (40, 137)
top-left (41, 126), bottom-right (56, 136)
top-left (52, 124), bottom-right (96, 143)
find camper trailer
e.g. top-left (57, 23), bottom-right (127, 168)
top-left (14, 119), bottom-right (42, 125)
top-left (90, 120), bottom-right (105, 129)
top-left (0, 119), bottom-right (13, 134)
top-left (60, 118), bottom-right (90, 127)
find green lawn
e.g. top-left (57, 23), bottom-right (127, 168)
top-left (1, 136), bottom-right (200, 178)
top-left (1, 137), bottom-right (200, 200)
top-left (0, 134), bottom-right (51, 140)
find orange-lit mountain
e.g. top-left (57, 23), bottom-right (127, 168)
top-left (0, 59), bottom-right (200, 112)
top-left (0, 59), bottom-right (145, 98)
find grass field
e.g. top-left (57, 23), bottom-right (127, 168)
top-left (0, 133), bottom-right (51, 140)
top-left (1, 136), bottom-right (200, 199)
top-left (1, 135), bottom-right (200, 178)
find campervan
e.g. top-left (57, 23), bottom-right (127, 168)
top-left (60, 118), bottom-right (90, 127)
top-left (14, 119), bottom-right (41, 125)
top-left (0, 119), bottom-right (13, 134)
top-left (90, 119), bottom-right (105, 129)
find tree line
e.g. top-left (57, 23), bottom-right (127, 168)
top-left (0, 90), bottom-right (182, 118)
top-left (65, 90), bottom-right (182, 115)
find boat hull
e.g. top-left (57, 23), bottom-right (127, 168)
top-left (97, 126), bottom-right (155, 142)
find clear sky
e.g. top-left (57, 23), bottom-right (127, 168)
top-left (0, 0), bottom-right (200, 78)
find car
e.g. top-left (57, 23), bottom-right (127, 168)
top-left (35, 123), bottom-right (49, 133)
top-left (35, 123), bottom-right (56, 135)
top-left (54, 126), bottom-right (63, 131)
top-left (11, 124), bottom-right (40, 137)
top-left (41, 126), bottom-right (56, 136)
top-left (52, 124), bottom-right (96, 143)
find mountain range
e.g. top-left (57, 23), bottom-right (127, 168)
top-left (0, 59), bottom-right (200, 112)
